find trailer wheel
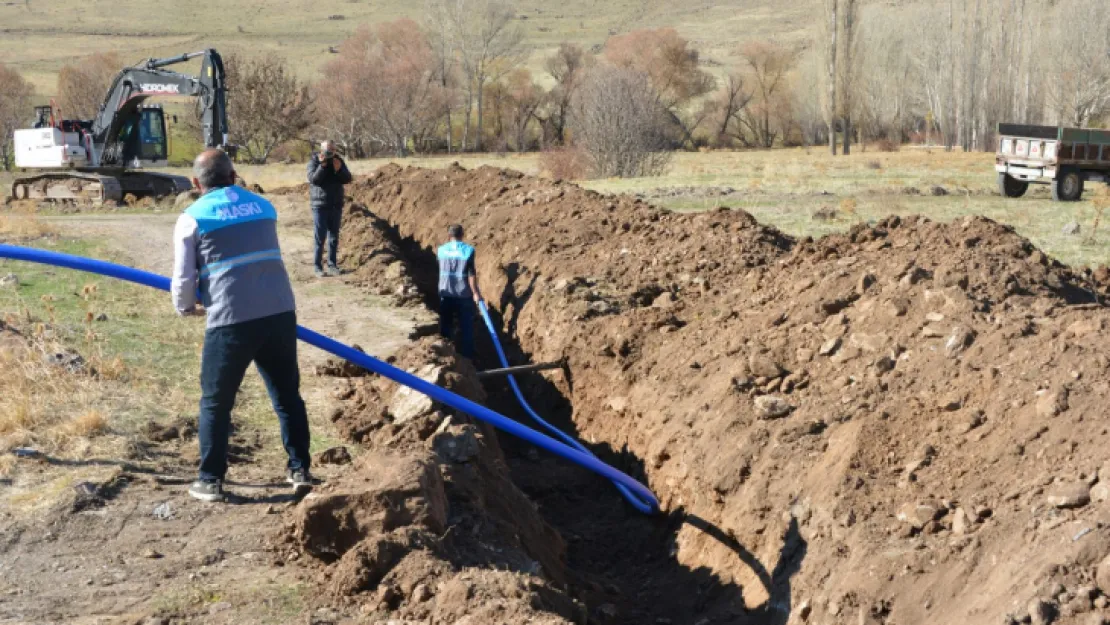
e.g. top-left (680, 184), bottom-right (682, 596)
top-left (1052, 169), bottom-right (1084, 202)
top-left (997, 173), bottom-right (1029, 198)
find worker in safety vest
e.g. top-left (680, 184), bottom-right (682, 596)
top-left (437, 224), bottom-right (484, 359)
top-left (172, 149), bottom-right (314, 503)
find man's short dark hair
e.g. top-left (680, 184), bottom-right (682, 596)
top-left (193, 149), bottom-right (235, 190)
top-left (448, 224), bottom-right (464, 240)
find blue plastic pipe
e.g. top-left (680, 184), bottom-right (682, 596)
top-left (477, 302), bottom-right (654, 514)
top-left (0, 244), bottom-right (660, 514)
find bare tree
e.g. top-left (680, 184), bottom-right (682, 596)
top-left (501, 69), bottom-right (545, 151)
top-left (436, 0), bottom-right (524, 152)
top-left (840, 0), bottom-right (858, 154)
top-left (738, 42), bottom-right (797, 148)
top-left (0, 63), bottom-right (35, 170)
top-left (856, 13), bottom-right (917, 144)
top-left (543, 43), bottom-right (591, 146)
top-left (424, 0), bottom-right (462, 152)
top-left (705, 73), bottom-right (753, 147)
top-left (1044, 0), bottom-right (1110, 127)
top-left (571, 65), bottom-right (671, 178)
top-left (604, 27), bottom-right (716, 147)
top-left (225, 54), bottom-right (314, 164)
top-left (366, 21), bottom-right (446, 156)
top-left (316, 58), bottom-right (370, 158)
top-left (825, 0), bottom-right (838, 155)
top-left (318, 22), bottom-right (447, 157)
top-left (56, 52), bottom-right (121, 120)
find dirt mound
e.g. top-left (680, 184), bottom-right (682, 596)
top-left (279, 337), bottom-right (578, 622)
top-left (340, 164), bottom-right (1110, 625)
top-left (335, 202), bottom-right (423, 306)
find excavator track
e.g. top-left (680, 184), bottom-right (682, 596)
top-left (11, 173), bottom-right (123, 205)
top-left (10, 171), bottom-right (191, 206)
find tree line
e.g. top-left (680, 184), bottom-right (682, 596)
top-left (1, 0), bottom-right (1109, 176)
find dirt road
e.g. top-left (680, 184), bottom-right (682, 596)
top-left (0, 198), bottom-right (432, 624)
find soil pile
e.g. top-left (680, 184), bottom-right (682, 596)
top-left (339, 163), bottom-right (1110, 625)
top-left (323, 202), bottom-right (423, 306)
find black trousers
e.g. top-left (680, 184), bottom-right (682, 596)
top-left (313, 208), bottom-right (342, 269)
top-left (439, 296), bottom-right (476, 359)
top-left (198, 311), bottom-right (310, 482)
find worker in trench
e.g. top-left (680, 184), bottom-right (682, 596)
top-left (307, 140), bottom-right (353, 278)
top-left (172, 149), bottom-right (315, 503)
top-left (437, 224), bottom-right (485, 360)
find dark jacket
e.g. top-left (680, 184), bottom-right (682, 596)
top-left (307, 153), bottom-right (353, 211)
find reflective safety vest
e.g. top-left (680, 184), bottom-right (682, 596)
top-left (182, 185), bottom-right (295, 327)
top-left (437, 240), bottom-right (475, 299)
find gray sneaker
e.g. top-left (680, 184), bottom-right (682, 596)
top-left (314, 266), bottom-right (326, 278)
top-left (286, 469), bottom-right (316, 496)
top-left (326, 264), bottom-right (341, 277)
top-left (188, 480), bottom-right (225, 503)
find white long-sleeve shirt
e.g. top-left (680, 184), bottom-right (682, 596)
top-left (171, 213), bottom-right (200, 315)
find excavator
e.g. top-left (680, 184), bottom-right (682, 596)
top-left (10, 49), bottom-right (232, 204)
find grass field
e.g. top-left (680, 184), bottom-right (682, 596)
top-left (0, 0), bottom-right (811, 94)
top-left (4, 148), bottom-right (1109, 267)
top-left (0, 220), bottom-right (288, 469)
top-left (216, 148), bottom-right (1110, 269)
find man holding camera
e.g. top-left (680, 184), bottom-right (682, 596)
top-left (307, 141), bottom-right (353, 277)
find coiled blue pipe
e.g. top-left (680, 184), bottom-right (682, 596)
top-left (477, 301), bottom-right (654, 513)
top-left (0, 244), bottom-right (660, 514)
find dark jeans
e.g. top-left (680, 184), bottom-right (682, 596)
top-left (313, 208), bottom-right (342, 269)
top-left (198, 311), bottom-right (311, 482)
top-left (439, 296), bottom-right (475, 359)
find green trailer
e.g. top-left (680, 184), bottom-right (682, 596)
top-left (995, 122), bottom-right (1110, 201)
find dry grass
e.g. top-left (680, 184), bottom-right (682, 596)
top-left (1, 0), bottom-right (811, 93)
top-left (0, 212), bottom-right (58, 238)
top-left (150, 147), bottom-right (1110, 267)
top-left (0, 336), bottom-right (111, 454)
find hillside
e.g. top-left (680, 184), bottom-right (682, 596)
top-left (0, 0), bottom-right (814, 94)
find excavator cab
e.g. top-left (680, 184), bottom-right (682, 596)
top-left (116, 106), bottom-right (168, 167)
top-left (32, 106), bottom-right (53, 129)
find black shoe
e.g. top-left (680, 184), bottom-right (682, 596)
top-left (326, 264), bottom-right (341, 277)
top-left (314, 266), bottom-right (325, 278)
top-left (286, 469), bottom-right (316, 496)
top-left (188, 480), bottom-right (225, 503)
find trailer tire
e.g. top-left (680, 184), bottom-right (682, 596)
top-left (1052, 169), bottom-right (1084, 202)
top-left (997, 173), bottom-right (1029, 198)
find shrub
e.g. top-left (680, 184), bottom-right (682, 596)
top-left (876, 138), bottom-right (901, 152)
top-left (570, 65), bottom-right (671, 178)
top-left (539, 146), bottom-right (591, 180)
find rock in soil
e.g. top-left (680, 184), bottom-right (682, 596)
top-left (315, 446), bottom-right (352, 465)
top-left (1037, 388), bottom-right (1070, 417)
top-left (142, 421), bottom-right (179, 443)
top-left (754, 395), bottom-right (793, 419)
top-left (1047, 483), bottom-right (1091, 509)
top-left (1092, 482), bottom-right (1110, 503)
top-left (1028, 598), bottom-right (1058, 625)
top-left (389, 364), bottom-right (445, 423)
top-left (897, 502), bottom-right (943, 529)
top-left (748, 353), bottom-right (785, 378)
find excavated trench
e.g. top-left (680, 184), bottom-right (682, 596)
top-left (352, 203), bottom-right (796, 625)
top-left (320, 163), bottom-right (1110, 625)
